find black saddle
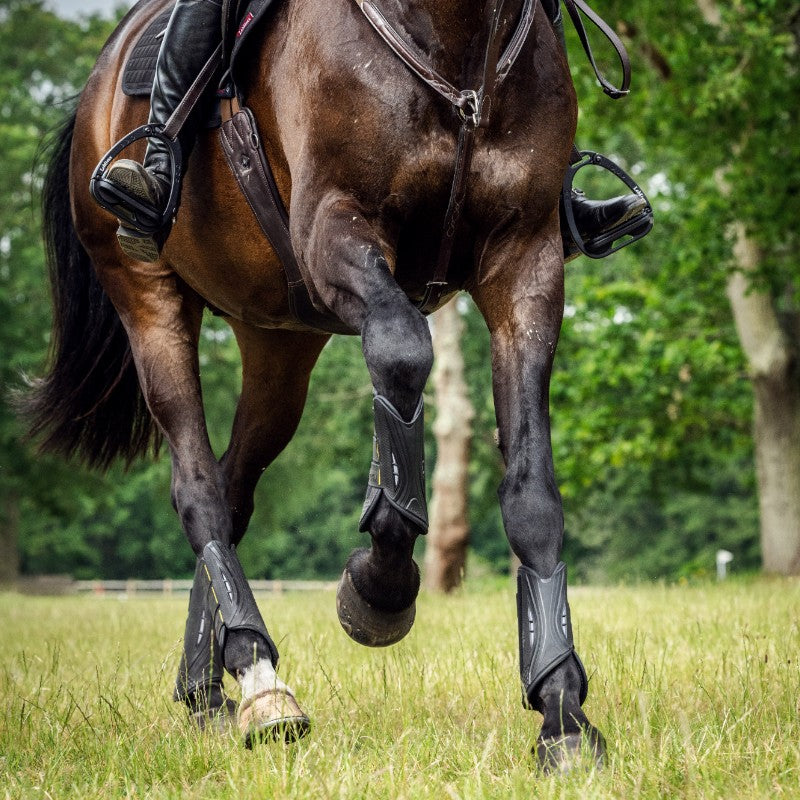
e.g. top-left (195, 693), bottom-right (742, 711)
top-left (121, 0), bottom-right (278, 100)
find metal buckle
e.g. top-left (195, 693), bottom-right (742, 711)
top-left (561, 150), bottom-right (653, 260)
top-left (457, 90), bottom-right (481, 129)
top-left (89, 124), bottom-right (182, 234)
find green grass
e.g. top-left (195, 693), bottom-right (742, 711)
top-left (2, 578), bottom-right (799, 798)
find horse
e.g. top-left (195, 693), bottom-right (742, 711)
top-left (28, 0), bottom-right (605, 770)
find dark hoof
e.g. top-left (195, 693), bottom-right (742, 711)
top-left (189, 697), bottom-right (237, 734)
top-left (336, 569), bottom-right (415, 647)
top-left (535, 728), bottom-right (606, 774)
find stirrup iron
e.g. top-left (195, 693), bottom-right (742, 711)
top-left (359, 394), bottom-right (428, 533)
top-left (517, 561), bottom-right (588, 707)
top-left (89, 124), bottom-right (183, 235)
top-left (562, 150), bottom-right (653, 259)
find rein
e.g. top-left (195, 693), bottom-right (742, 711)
top-left (562, 0), bottom-right (630, 98)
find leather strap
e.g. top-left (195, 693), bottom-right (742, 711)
top-left (219, 98), bottom-right (354, 334)
top-left (355, 0), bottom-right (537, 128)
top-left (562, 0), bottom-right (630, 98)
top-left (356, 1), bottom-right (476, 115)
top-left (162, 43), bottom-right (224, 141)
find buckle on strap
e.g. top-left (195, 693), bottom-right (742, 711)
top-left (562, 151), bottom-right (653, 260)
top-left (89, 124), bottom-right (182, 234)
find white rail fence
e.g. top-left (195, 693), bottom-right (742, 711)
top-left (15, 576), bottom-right (337, 596)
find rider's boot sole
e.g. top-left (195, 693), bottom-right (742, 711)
top-left (116, 225), bottom-right (160, 263)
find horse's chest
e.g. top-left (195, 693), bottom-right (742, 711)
top-left (394, 133), bottom-right (551, 228)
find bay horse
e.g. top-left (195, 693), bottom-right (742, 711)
top-left (29, 0), bottom-right (605, 770)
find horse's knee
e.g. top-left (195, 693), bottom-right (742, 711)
top-left (500, 471), bottom-right (564, 570)
top-left (169, 460), bottom-right (231, 552)
top-left (362, 301), bottom-right (432, 409)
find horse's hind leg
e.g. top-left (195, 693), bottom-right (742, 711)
top-left (471, 227), bottom-right (605, 771)
top-left (176, 324), bottom-right (328, 739)
top-left (94, 263), bottom-right (296, 744)
top-left (299, 193), bottom-right (433, 646)
top-left (220, 324), bottom-right (329, 545)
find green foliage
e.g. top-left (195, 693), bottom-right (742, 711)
top-left (2, 0), bottom-right (795, 581)
top-left (0, 1), bottom-right (123, 577)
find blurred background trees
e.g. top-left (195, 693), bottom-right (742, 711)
top-left (1, 0), bottom-right (797, 584)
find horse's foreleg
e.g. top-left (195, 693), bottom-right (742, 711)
top-left (98, 265), bottom-right (297, 742)
top-left (472, 231), bottom-right (605, 771)
top-left (186, 325), bottom-right (327, 740)
top-left (300, 193), bottom-right (433, 646)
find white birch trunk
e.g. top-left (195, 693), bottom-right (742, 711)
top-left (726, 228), bottom-right (800, 574)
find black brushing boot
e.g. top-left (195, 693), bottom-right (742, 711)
top-left (174, 557), bottom-right (235, 731)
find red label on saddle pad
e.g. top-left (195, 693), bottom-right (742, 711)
top-left (237, 12), bottom-right (255, 38)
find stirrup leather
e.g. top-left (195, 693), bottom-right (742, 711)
top-left (360, 394), bottom-right (428, 533)
top-left (562, 150), bottom-right (653, 259)
top-left (517, 561), bottom-right (588, 707)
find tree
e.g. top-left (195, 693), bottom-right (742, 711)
top-left (692, 0), bottom-right (800, 572)
top-left (598, 0), bottom-right (800, 574)
top-left (424, 298), bottom-right (474, 592)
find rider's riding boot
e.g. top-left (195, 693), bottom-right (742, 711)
top-left (103, 0), bottom-right (222, 262)
top-left (548, 8), bottom-right (649, 260)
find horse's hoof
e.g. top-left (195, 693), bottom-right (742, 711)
top-left (535, 728), bottom-right (606, 774)
top-left (336, 569), bottom-right (415, 647)
top-left (189, 697), bottom-right (237, 734)
top-left (238, 689), bottom-right (311, 749)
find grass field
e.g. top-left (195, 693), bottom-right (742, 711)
top-left (2, 577), bottom-right (799, 799)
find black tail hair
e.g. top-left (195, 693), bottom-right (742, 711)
top-left (22, 108), bottom-right (160, 469)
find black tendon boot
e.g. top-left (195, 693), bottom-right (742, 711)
top-left (102, 0), bottom-right (223, 261)
top-left (174, 558), bottom-right (236, 731)
top-left (548, 8), bottom-right (650, 261)
top-left (517, 562), bottom-right (606, 770)
top-left (201, 540), bottom-right (310, 746)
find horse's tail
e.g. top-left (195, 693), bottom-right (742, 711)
top-left (23, 108), bottom-right (160, 469)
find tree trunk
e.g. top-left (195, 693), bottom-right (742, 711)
top-left (726, 228), bottom-right (800, 574)
top-left (0, 490), bottom-right (20, 586)
top-left (424, 299), bottom-right (474, 592)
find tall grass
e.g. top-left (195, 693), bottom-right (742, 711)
top-left (1, 578), bottom-right (798, 798)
